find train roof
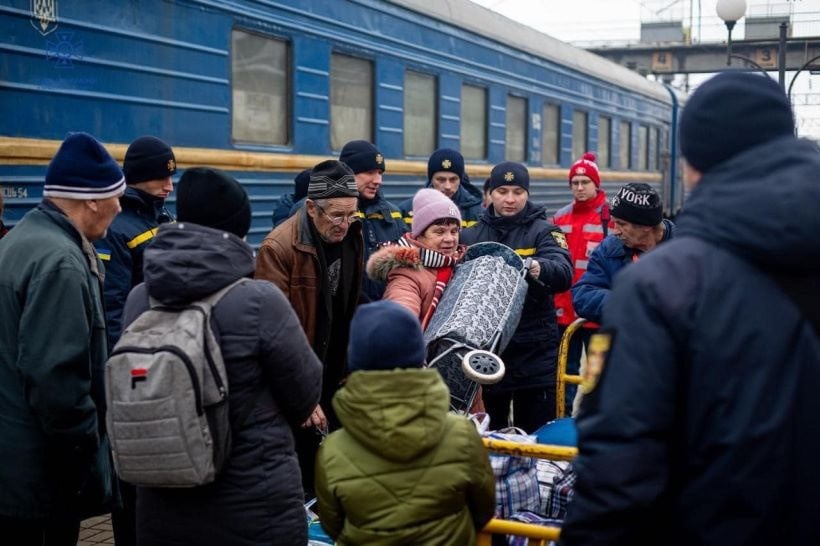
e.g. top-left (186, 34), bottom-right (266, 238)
top-left (390, 0), bottom-right (672, 104)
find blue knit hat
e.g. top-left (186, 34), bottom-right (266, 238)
top-left (489, 161), bottom-right (529, 192)
top-left (427, 148), bottom-right (465, 183)
top-left (679, 72), bottom-right (794, 173)
top-left (347, 301), bottom-right (426, 372)
top-left (339, 140), bottom-right (386, 174)
top-left (44, 132), bottom-right (125, 200)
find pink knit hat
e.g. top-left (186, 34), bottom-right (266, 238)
top-left (411, 188), bottom-right (461, 237)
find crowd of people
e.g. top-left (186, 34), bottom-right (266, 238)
top-left (0, 71), bottom-right (817, 546)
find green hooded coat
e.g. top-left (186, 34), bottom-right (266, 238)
top-left (315, 369), bottom-right (495, 545)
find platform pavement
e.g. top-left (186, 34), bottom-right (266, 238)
top-left (79, 515), bottom-right (114, 545)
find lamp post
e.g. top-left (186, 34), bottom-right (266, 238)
top-left (715, 0), bottom-right (787, 89)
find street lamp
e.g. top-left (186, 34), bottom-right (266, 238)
top-left (715, 0), bottom-right (788, 88)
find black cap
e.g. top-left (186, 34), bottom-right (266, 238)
top-left (123, 136), bottom-right (176, 184)
top-left (339, 140), bottom-right (385, 174)
top-left (176, 168), bottom-right (251, 238)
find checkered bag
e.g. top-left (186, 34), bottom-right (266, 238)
top-left (544, 463), bottom-right (576, 520)
top-left (486, 428), bottom-right (541, 518)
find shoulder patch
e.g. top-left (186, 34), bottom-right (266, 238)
top-left (551, 230), bottom-right (568, 249)
top-left (581, 331), bottom-right (614, 395)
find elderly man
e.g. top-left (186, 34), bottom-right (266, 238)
top-left (0, 132), bottom-right (123, 544)
top-left (255, 159), bottom-right (363, 498)
top-left (561, 72), bottom-right (820, 546)
top-left (399, 148), bottom-right (484, 229)
top-left (571, 182), bottom-right (674, 324)
top-left (338, 139), bottom-right (406, 301)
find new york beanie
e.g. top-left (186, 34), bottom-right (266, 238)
top-left (427, 148), bottom-right (465, 183)
top-left (176, 167), bottom-right (251, 238)
top-left (123, 136), bottom-right (176, 185)
top-left (609, 183), bottom-right (662, 226)
top-left (44, 132), bottom-right (125, 200)
top-left (339, 140), bottom-right (386, 174)
top-left (347, 300), bottom-right (426, 372)
top-left (488, 161), bottom-right (529, 192)
top-left (568, 152), bottom-right (601, 187)
top-left (411, 188), bottom-right (462, 237)
top-left (679, 71), bottom-right (794, 173)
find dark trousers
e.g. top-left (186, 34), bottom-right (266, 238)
top-left (558, 325), bottom-right (593, 416)
top-left (111, 479), bottom-right (136, 546)
top-left (295, 389), bottom-right (342, 500)
top-left (0, 515), bottom-right (80, 546)
top-left (483, 387), bottom-right (555, 434)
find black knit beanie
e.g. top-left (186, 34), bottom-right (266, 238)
top-left (339, 140), bottom-right (385, 174)
top-left (176, 168), bottom-right (251, 238)
top-left (609, 183), bottom-right (662, 226)
top-left (123, 136), bottom-right (176, 184)
top-left (679, 71), bottom-right (794, 172)
top-left (488, 161), bottom-right (529, 192)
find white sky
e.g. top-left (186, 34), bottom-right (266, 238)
top-left (468, 0), bottom-right (820, 140)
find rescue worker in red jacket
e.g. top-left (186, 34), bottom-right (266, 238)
top-left (551, 152), bottom-right (611, 415)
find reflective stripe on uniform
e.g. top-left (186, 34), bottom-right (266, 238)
top-left (515, 247), bottom-right (537, 257)
top-left (582, 224), bottom-right (604, 234)
top-left (575, 259), bottom-right (589, 269)
top-left (560, 225), bottom-right (572, 233)
top-left (127, 227), bottom-right (159, 249)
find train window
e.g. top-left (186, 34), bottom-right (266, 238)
top-left (231, 29), bottom-right (290, 146)
top-left (638, 125), bottom-right (649, 170)
top-left (619, 120), bottom-right (631, 169)
top-left (461, 84), bottom-right (487, 159)
top-left (648, 126), bottom-right (658, 171)
top-left (541, 103), bottom-right (560, 165)
top-left (505, 95), bottom-right (527, 161)
top-left (572, 110), bottom-right (588, 161)
top-left (404, 71), bottom-right (437, 157)
top-left (598, 116), bottom-right (612, 168)
top-left (331, 53), bottom-right (373, 149)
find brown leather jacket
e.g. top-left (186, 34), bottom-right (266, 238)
top-left (255, 208), bottom-right (363, 359)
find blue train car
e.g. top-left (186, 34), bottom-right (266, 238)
top-left (0, 0), bottom-right (683, 246)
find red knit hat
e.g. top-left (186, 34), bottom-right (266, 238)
top-left (568, 152), bottom-right (601, 188)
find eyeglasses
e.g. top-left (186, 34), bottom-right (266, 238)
top-left (570, 179), bottom-right (594, 187)
top-left (315, 203), bottom-right (359, 226)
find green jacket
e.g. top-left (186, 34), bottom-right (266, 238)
top-left (0, 202), bottom-right (113, 520)
top-left (316, 369), bottom-right (495, 545)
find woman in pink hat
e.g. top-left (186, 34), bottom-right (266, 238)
top-left (367, 188), bottom-right (465, 329)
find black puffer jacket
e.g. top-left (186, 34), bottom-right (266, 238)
top-left (460, 202), bottom-right (572, 390)
top-left (562, 137), bottom-right (820, 546)
top-left (122, 222), bottom-right (322, 546)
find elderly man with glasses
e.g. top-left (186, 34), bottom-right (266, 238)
top-left (256, 159), bottom-right (364, 499)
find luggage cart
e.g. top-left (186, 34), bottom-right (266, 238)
top-left (424, 242), bottom-right (531, 413)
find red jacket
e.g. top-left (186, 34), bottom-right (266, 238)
top-left (552, 190), bottom-right (611, 327)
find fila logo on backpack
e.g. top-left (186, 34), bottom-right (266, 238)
top-left (105, 279), bottom-right (246, 487)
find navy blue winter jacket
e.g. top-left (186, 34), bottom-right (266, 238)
top-left (271, 192), bottom-right (296, 228)
top-left (571, 219), bottom-right (675, 323)
top-left (561, 136), bottom-right (820, 546)
top-left (460, 202), bottom-right (572, 390)
top-left (94, 187), bottom-right (172, 349)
